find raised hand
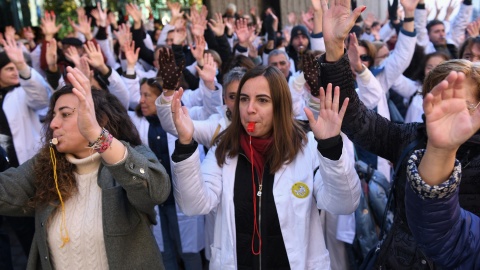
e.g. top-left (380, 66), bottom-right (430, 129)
top-left (235, 18), bottom-right (255, 47)
top-left (321, 0), bottom-right (365, 62)
top-left (76, 7), bottom-right (86, 18)
top-left (400, 0), bottom-right (420, 21)
top-left (311, 0), bottom-right (323, 12)
top-left (91, 2), bottom-right (108, 27)
top-left (46, 38), bottom-right (58, 71)
top-left (78, 55), bottom-right (92, 78)
top-left (64, 46), bottom-right (81, 67)
top-left (23, 26), bottom-right (36, 49)
top-left (65, 66), bottom-right (101, 143)
top-left (248, 29), bottom-right (259, 44)
top-left (401, 0), bottom-right (420, 15)
top-left (363, 13), bottom-right (375, 29)
top-left (248, 41), bottom-right (259, 58)
top-left (208, 13), bottom-right (225, 37)
top-left (4, 26), bottom-right (15, 41)
top-left (195, 53), bottom-right (217, 90)
top-left (434, 0), bottom-right (440, 20)
top-left (347, 33), bottom-right (363, 73)
top-left (173, 22), bottom-right (187, 45)
top-left (84, 41), bottom-right (108, 74)
top-left (288, 12), bottom-right (298, 25)
top-left (200, 5), bottom-right (209, 22)
top-left (312, 0), bottom-right (323, 34)
top-left (146, 5), bottom-right (153, 16)
top-left (255, 16), bottom-right (263, 33)
top-left (305, 83), bottom-right (349, 140)
top-left (423, 71), bottom-right (480, 151)
top-left (301, 8), bottom-right (315, 32)
top-left (224, 17), bottom-right (235, 36)
top-left (69, 14), bottom-right (93, 40)
top-left (371, 24), bottom-right (380, 41)
top-left (283, 29), bottom-right (291, 44)
top-left (2, 37), bottom-right (27, 70)
top-left (444, 0), bottom-right (457, 21)
top-left (107, 12), bottom-right (118, 29)
top-left (168, 1), bottom-right (184, 26)
top-left (186, 5), bottom-right (200, 23)
top-left (40, 11), bottom-right (63, 41)
top-left (108, 11), bottom-right (118, 29)
top-left (113, 23), bottom-right (131, 51)
top-left (466, 18), bottom-right (480, 38)
top-left (23, 26), bottom-right (35, 41)
top-left (124, 40), bottom-right (140, 69)
top-left (266, 8), bottom-right (279, 31)
top-left (419, 71), bottom-right (480, 186)
top-left (125, 3), bottom-right (143, 29)
top-left (191, 35), bottom-right (205, 66)
top-left (157, 47), bottom-right (184, 90)
top-left (171, 88), bottom-right (194, 144)
top-left (189, 9), bottom-right (207, 37)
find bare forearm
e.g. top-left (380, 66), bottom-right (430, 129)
top-left (313, 11), bottom-right (323, 34)
top-left (325, 43), bottom-right (344, 62)
top-left (403, 10), bottom-right (415, 32)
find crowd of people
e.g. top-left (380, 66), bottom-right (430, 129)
top-left (0, 0), bottom-right (479, 269)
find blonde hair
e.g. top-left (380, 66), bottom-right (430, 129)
top-left (422, 59), bottom-right (480, 98)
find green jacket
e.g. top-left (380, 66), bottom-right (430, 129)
top-left (0, 142), bottom-right (170, 269)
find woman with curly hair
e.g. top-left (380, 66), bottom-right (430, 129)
top-left (0, 67), bottom-right (170, 270)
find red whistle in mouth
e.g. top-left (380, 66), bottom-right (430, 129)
top-left (247, 122), bottom-right (255, 132)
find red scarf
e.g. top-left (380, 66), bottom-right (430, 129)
top-left (240, 131), bottom-right (274, 179)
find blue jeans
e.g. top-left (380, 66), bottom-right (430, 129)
top-left (158, 204), bottom-right (202, 270)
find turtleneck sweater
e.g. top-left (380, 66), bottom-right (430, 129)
top-left (47, 152), bottom-right (109, 269)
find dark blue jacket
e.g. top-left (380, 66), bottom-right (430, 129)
top-left (405, 150), bottom-right (480, 269)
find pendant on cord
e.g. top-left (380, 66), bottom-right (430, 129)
top-left (257, 185), bottom-right (262, 197)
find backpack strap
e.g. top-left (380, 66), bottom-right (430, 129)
top-left (377, 135), bottom-right (424, 244)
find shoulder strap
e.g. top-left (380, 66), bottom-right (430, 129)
top-left (377, 135), bottom-right (424, 242)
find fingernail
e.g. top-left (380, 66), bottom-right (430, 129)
top-left (361, 6), bottom-right (367, 12)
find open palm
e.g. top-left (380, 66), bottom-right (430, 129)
top-left (171, 88), bottom-right (194, 144)
top-left (424, 71), bottom-right (480, 151)
top-left (321, 0), bottom-right (364, 46)
top-left (305, 83), bottom-right (349, 140)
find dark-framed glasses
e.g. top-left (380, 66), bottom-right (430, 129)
top-left (142, 77), bottom-right (164, 92)
top-left (359, 54), bottom-right (372, 62)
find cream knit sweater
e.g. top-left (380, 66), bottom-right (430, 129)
top-left (47, 153), bottom-right (109, 269)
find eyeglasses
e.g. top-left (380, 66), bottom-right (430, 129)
top-left (466, 101), bottom-right (480, 112)
top-left (142, 78), bottom-right (164, 92)
top-left (359, 54), bottom-right (372, 62)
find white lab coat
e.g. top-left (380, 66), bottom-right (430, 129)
top-left (172, 132), bottom-right (361, 269)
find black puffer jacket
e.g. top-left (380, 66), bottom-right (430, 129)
top-left (316, 53), bottom-right (480, 269)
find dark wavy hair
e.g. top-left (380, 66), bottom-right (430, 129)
top-left (30, 85), bottom-right (142, 209)
top-left (214, 65), bottom-right (307, 173)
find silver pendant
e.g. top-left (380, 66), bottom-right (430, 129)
top-left (257, 191), bottom-right (262, 197)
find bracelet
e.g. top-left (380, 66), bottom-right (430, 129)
top-left (87, 127), bottom-right (113, 153)
top-left (403, 17), bottom-right (414, 22)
